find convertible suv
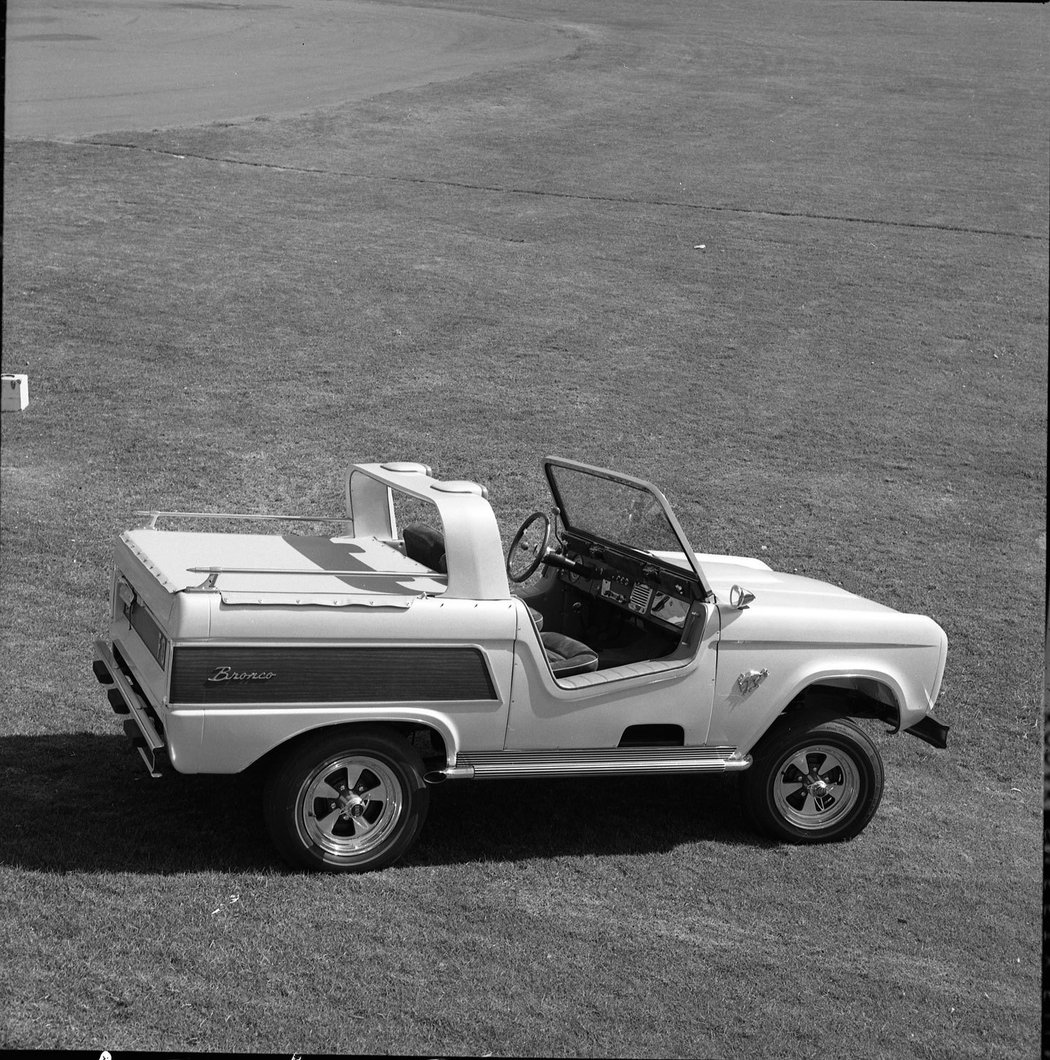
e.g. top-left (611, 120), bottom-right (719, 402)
top-left (93, 458), bottom-right (949, 872)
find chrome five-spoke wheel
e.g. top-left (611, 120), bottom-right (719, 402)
top-left (770, 743), bottom-right (861, 832)
top-left (743, 714), bottom-right (884, 843)
top-left (264, 728), bottom-right (429, 872)
top-left (298, 753), bottom-right (404, 860)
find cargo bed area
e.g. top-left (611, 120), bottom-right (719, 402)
top-left (120, 529), bottom-right (448, 599)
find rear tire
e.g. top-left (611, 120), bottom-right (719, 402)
top-left (264, 727), bottom-right (429, 872)
top-left (743, 715), bottom-right (884, 843)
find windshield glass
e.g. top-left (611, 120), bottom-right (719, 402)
top-left (547, 463), bottom-right (687, 554)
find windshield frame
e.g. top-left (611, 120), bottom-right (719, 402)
top-left (543, 457), bottom-right (710, 593)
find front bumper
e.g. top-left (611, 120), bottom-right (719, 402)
top-left (904, 713), bottom-right (950, 749)
top-left (93, 638), bottom-right (167, 776)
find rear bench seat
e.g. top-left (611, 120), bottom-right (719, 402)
top-left (402, 523), bottom-right (447, 573)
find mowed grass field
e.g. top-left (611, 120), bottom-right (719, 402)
top-left (2, 1), bottom-right (1046, 1056)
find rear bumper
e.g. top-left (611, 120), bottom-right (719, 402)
top-left (93, 638), bottom-right (167, 776)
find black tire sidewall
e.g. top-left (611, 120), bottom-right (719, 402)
top-left (264, 727), bottom-right (429, 872)
top-left (744, 717), bottom-right (884, 843)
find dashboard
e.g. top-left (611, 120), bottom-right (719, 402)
top-left (594, 572), bottom-right (691, 628)
top-left (557, 535), bottom-right (703, 633)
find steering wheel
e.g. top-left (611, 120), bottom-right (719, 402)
top-left (506, 512), bottom-right (553, 583)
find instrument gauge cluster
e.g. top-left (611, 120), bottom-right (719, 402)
top-left (596, 573), bottom-right (689, 629)
top-left (599, 573), bottom-right (632, 607)
top-left (559, 540), bottom-right (695, 631)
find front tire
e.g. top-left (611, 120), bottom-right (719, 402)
top-left (743, 715), bottom-right (884, 843)
top-left (264, 727), bottom-right (429, 872)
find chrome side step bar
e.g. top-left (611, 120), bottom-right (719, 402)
top-left (92, 638), bottom-right (166, 777)
top-left (426, 747), bottom-right (750, 783)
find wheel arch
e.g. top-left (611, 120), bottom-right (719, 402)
top-left (260, 716), bottom-right (435, 872)
top-left (245, 717), bottom-right (452, 778)
top-left (781, 674), bottom-right (903, 731)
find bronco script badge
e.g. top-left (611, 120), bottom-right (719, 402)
top-left (207, 666), bottom-right (277, 683)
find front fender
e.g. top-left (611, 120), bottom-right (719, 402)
top-left (708, 645), bottom-right (944, 754)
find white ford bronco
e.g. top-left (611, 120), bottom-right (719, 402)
top-left (93, 458), bottom-right (949, 872)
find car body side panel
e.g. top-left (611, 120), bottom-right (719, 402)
top-left (154, 596), bottom-right (517, 773)
top-left (161, 707), bottom-right (206, 773)
top-left (503, 601), bottom-right (719, 750)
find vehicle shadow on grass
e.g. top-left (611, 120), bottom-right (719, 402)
top-left (0, 734), bottom-right (767, 874)
top-left (413, 772), bottom-right (761, 868)
top-left (0, 733), bottom-right (275, 874)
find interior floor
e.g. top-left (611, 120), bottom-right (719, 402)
top-left (521, 573), bottom-right (681, 669)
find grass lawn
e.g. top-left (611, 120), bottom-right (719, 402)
top-left (1, 1), bottom-right (1046, 1056)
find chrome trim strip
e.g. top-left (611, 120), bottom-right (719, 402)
top-left (459, 747), bottom-right (749, 778)
top-left (187, 567), bottom-right (447, 579)
top-left (134, 510), bottom-right (351, 528)
top-left (718, 641), bottom-right (932, 651)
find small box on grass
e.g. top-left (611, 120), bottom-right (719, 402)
top-left (1, 374), bottom-right (29, 412)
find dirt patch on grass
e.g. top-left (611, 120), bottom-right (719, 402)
top-left (5, 0), bottom-right (577, 140)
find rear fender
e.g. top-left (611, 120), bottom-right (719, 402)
top-left (194, 707), bottom-right (464, 774)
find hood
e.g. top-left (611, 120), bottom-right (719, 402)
top-left (697, 555), bottom-right (897, 616)
top-left (653, 549), bottom-right (892, 613)
top-left (668, 551), bottom-right (943, 652)
top-left (655, 552), bottom-right (946, 710)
